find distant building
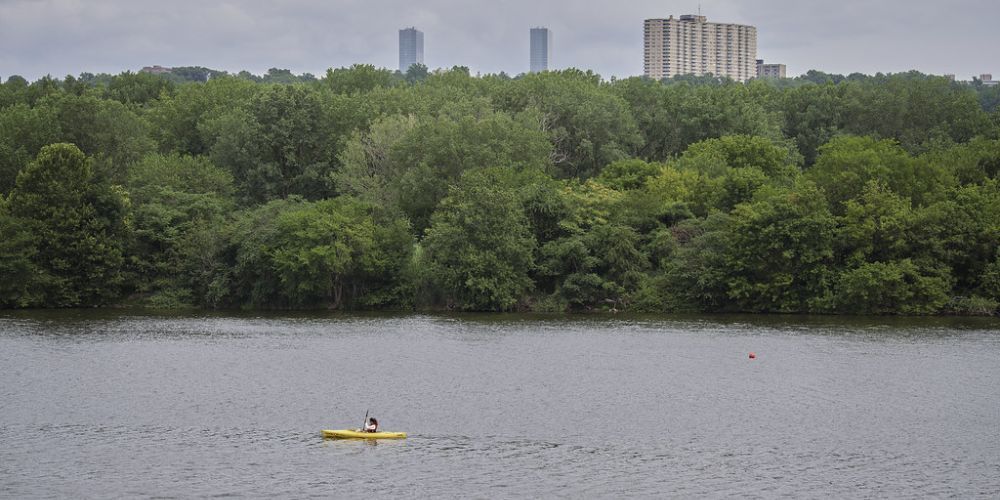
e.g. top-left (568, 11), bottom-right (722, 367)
top-left (530, 27), bottom-right (552, 73)
top-left (980, 74), bottom-right (998, 87)
top-left (644, 14), bottom-right (757, 82)
top-left (944, 74), bottom-right (956, 81)
top-left (756, 59), bottom-right (786, 78)
top-left (141, 65), bottom-right (172, 74)
top-left (399, 27), bottom-right (424, 73)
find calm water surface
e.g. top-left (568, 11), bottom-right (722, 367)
top-left (1, 312), bottom-right (998, 498)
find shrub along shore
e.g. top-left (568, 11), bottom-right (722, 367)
top-left (1, 67), bottom-right (999, 314)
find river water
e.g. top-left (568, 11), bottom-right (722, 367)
top-left (1, 312), bottom-right (998, 498)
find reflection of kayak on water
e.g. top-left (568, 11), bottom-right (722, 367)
top-left (322, 429), bottom-right (408, 439)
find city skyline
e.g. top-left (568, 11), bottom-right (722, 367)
top-left (0, 0), bottom-right (997, 81)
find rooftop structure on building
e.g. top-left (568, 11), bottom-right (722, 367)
top-left (644, 14), bottom-right (757, 82)
top-left (980, 74), bottom-right (997, 86)
top-left (756, 59), bottom-right (786, 79)
top-left (530, 27), bottom-right (552, 73)
top-left (399, 27), bottom-right (424, 73)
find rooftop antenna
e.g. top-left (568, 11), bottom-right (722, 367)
top-left (699, 4), bottom-right (702, 16)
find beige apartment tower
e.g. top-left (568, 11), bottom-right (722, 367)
top-left (644, 15), bottom-right (757, 82)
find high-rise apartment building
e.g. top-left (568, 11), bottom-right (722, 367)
top-left (399, 27), bottom-right (424, 72)
top-left (644, 15), bottom-right (757, 82)
top-left (530, 27), bottom-right (552, 73)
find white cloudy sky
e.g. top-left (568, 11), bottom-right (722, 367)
top-left (1, 0), bottom-right (996, 80)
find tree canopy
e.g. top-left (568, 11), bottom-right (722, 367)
top-left (1, 66), bottom-right (998, 314)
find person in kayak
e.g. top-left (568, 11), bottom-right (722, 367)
top-left (363, 417), bottom-right (379, 433)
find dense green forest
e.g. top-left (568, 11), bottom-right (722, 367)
top-left (1, 65), bottom-right (999, 314)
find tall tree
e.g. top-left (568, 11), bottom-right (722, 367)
top-left (6, 144), bottom-right (128, 306)
top-left (37, 93), bottom-right (155, 183)
top-left (125, 153), bottom-right (236, 306)
top-left (495, 70), bottom-right (642, 179)
top-left (0, 200), bottom-right (44, 307)
top-left (423, 169), bottom-right (537, 310)
top-left (0, 103), bottom-right (61, 195)
top-left (105, 71), bottom-right (175, 106)
top-left (201, 85), bottom-right (347, 203)
top-left (336, 105), bottom-right (552, 234)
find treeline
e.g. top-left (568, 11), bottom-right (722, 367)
top-left (1, 66), bottom-right (999, 314)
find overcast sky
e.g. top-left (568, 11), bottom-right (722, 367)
top-left (1, 0), bottom-right (997, 81)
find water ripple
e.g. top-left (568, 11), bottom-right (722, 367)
top-left (1, 313), bottom-right (998, 497)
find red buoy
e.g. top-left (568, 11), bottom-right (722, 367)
top-left (748, 352), bottom-right (756, 359)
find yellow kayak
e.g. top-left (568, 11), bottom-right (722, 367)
top-left (322, 429), bottom-right (407, 439)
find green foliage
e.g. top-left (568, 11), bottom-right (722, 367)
top-left (0, 205), bottom-right (45, 307)
top-left (201, 85), bottom-right (350, 203)
top-left (657, 214), bottom-right (734, 311)
top-left (613, 77), bottom-right (782, 162)
top-left (825, 180), bottom-right (952, 313)
top-left (336, 105), bottom-right (552, 234)
top-left (5, 144), bottom-right (128, 306)
top-left (780, 83), bottom-right (847, 165)
top-left (841, 74), bottom-right (991, 153)
top-left (161, 66), bottom-right (228, 83)
top-left (910, 180), bottom-right (1000, 295)
top-left (323, 64), bottom-right (399, 94)
top-left (37, 93), bottom-right (155, 182)
top-left (1, 68), bottom-right (998, 314)
top-left (808, 136), bottom-right (954, 212)
top-left (105, 71), bottom-right (175, 105)
top-left (726, 183), bottom-right (836, 312)
top-left (835, 181), bottom-right (914, 265)
top-left (404, 64), bottom-right (430, 84)
top-left (833, 260), bottom-right (950, 314)
top-left (679, 135), bottom-right (801, 178)
top-left (975, 82), bottom-right (1000, 114)
top-left (495, 70), bottom-right (642, 179)
top-left (125, 153), bottom-right (235, 305)
top-left (254, 68), bottom-right (315, 85)
top-left (423, 169), bottom-right (536, 310)
top-left (982, 250), bottom-right (1000, 300)
top-left (923, 138), bottom-right (1000, 185)
top-left (531, 180), bottom-right (654, 310)
top-left (778, 74), bottom-right (992, 164)
top-left (355, 68), bottom-right (493, 122)
top-left (147, 76), bottom-right (259, 155)
top-left (273, 199), bottom-right (412, 308)
top-left (667, 135), bottom-right (801, 213)
top-left (206, 197), bottom-right (413, 309)
top-left (596, 158), bottom-right (664, 190)
top-left (0, 75), bottom-right (62, 107)
top-left (944, 295), bottom-right (998, 316)
top-left (664, 182), bottom-right (836, 312)
top-left (0, 103), bottom-right (61, 195)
